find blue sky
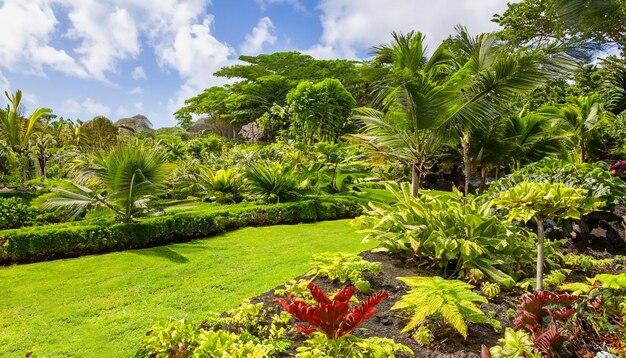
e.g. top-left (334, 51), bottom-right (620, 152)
top-left (0, 0), bottom-right (512, 128)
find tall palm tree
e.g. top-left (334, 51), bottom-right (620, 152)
top-left (352, 29), bottom-right (569, 197)
top-left (350, 31), bottom-right (453, 197)
top-left (539, 95), bottom-right (608, 163)
top-left (0, 90), bottom-right (52, 179)
top-left (38, 143), bottom-right (171, 223)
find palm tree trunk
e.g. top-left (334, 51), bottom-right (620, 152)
top-left (479, 166), bottom-right (487, 194)
top-left (38, 156), bottom-right (47, 181)
top-left (461, 135), bottom-right (470, 197)
top-left (411, 162), bottom-right (420, 198)
top-left (536, 215), bottom-right (545, 291)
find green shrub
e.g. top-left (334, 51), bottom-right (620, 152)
top-left (0, 197), bottom-right (37, 230)
top-left (245, 160), bottom-right (304, 203)
top-left (0, 198), bottom-right (363, 264)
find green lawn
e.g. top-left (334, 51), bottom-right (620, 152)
top-left (0, 219), bottom-right (371, 357)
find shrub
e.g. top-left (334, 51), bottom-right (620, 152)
top-left (0, 197), bottom-right (37, 230)
top-left (358, 182), bottom-right (537, 286)
top-left (306, 252), bottom-right (382, 293)
top-left (0, 198), bottom-right (363, 264)
top-left (245, 160), bottom-right (304, 203)
top-left (203, 168), bottom-right (245, 203)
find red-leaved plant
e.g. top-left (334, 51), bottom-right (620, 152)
top-left (513, 291), bottom-right (578, 354)
top-left (277, 282), bottom-right (389, 339)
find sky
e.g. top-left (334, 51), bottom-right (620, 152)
top-left (0, 0), bottom-right (514, 128)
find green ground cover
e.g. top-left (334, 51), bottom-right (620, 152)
top-left (0, 219), bottom-right (371, 357)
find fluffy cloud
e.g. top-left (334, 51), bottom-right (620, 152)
top-left (62, 97), bottom-right (111, 117)
top-left (311, 0), bottom-right (511, 59)
top-left (131, 66), bottom-right (146, 80)
top-left (0, 0), bottom-right (87, 78)
top-left (241, 17), bottom-right (277, 55)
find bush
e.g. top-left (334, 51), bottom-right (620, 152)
top-left (0, 197), bottom-right (37, 230)
top-left (0, 198), bottom-right (363, 264)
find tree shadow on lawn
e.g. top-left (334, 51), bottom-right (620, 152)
top-left (132, 246), bottom-right (190, 263)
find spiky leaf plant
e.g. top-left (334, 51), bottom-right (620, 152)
top-left (391, 276), bottom-right (500, 339)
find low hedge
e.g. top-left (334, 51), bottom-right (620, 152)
top-left (0, 198), bottom-right (363, 264)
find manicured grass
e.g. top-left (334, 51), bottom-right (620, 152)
top-left (0, 219), bottom-right (371, 357)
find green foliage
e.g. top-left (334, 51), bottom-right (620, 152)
top-left (391, 276), bottom-right (501, 339)
top-left (274, 279), bottom-right (313, 303)
top-left (80, 116), bottom-right (119, 152)
top-left (306, 252), bottom-right (381, 293)
top-left (193, 330), bottom-right (274, 357)
top-left (489, 327), bottom-right (540, 358)
top-left (481, 282), bottom-right (501, 300)
top-left (245, 160), bottom-right (304, 203)
top-left (295, 332), bottom-right (413, 358)
top-left (492, 182), bottom-right (602, 223)
top-left (562, 253), bottom-right (617, 270)
top-left (358, 182), bottom-right (536, 286)
top-left (413, 326), bottom-right (435, 347)
top-left (37, 143), bottom-right (172, 223)
top-left (0, 197), bottom-right (37, 230)
top-left (203, 168), bottom-right (245, 203)
top-left (486, 158), bottom-right (626, 207)
top-left (286, 78), bottom-right (356, 144)
top-left (0, 198), bottom-right (362, 263)
top-left (143, 318), bottom-right (200, 357)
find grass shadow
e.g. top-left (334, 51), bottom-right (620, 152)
top-left (132, 246), bottom-right (190, 263)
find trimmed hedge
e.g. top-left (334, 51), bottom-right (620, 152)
top-left (0, 198), bottom-right (362, 264)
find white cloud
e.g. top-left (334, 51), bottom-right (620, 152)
top-left (0, 0), bottom-right (87, 78)
top-left (241, 17), bottom-right (277, 55)
top-left (310, 0), bottom-right (511, 59)
top-left (128, 86), bottom-right (143, 95)
top-left (132, 66), bottom-right (146, 80)
top-left (62, 97), bottom-right (111, 117)
top-left (255, 0), bottom-right (305, 12)
top-left (134, 101), bottom-right (143, 112)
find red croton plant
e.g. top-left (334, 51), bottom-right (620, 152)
top-left (277, 282), bottom-right (389, 339)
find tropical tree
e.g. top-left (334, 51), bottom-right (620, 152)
top-left (538, 95), bottom-right (609, 163)
top-left (80, 116), bottom-right (119, 152)
top-left (0, 90), bottom-right (52, 179)
top-left (38, 143), bottom-right (171, 223)
top-left (30, 132), bottom-right (57, 181)
top-left (352, 29), bottom-right (568, 197)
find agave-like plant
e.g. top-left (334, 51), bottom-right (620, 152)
top-left (245, 160), bottom-right (304, 203)
top-left (37, 143), bottom-right (172, 223)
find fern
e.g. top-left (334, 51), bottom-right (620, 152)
top-left (391, 276), bottom-right (500, 339)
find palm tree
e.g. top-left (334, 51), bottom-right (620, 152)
top-left (350, 31), bottom-right (453, 197)
top-left (38, 143), bottom-right (171, 223)
top-left (352, 29), bottom-right (569, 197)
top-left (30, 132), bottom-right (57, 181)
top-left (539, 95), bottom-right (608, 163)
top-left (0, 90), bottom-right (52, 179)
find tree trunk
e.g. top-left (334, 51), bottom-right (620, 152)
top-left (479, 165), bottom-right (487, 194)
top-left (495, 167), bottom-right (500, 180)
top-left (411, 162), bottom-right (420, 198)
top-left (38, 156), bottom-right (47, 181)
top-left (461, 136), bottom-right (470, 197)
top-left (536, 216), bottom-right (545, 291)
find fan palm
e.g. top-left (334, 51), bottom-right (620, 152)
top-left (38, 143), bottom-right (171, 223)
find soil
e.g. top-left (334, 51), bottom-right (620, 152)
top-left (242, 207), bottom-right (626, 357)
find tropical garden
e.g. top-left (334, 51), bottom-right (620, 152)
top-left (1, 0), bottom-right (626, 356)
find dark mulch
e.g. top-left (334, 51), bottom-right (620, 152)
top-left (243, 207), bottom-right (626, 357)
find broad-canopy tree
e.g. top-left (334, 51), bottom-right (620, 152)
top-left (286, 78), bottom-right (356, 145)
